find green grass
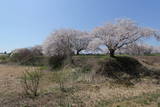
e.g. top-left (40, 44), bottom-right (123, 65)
top-left (74, 54), bottom-right (109, 59)
top-left (74, 54), bottom-right (130, 58)
top-left (145, 53), bottom-right (160, 56)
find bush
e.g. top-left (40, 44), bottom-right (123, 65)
top-left (81, 65), bottom-right (91, 73)
top-left (10, 48), bottom-right (46, 66)
top-left (0, 55), bottom-right (9, 63)
top-left (20, 56), bottom-right (47, 66)
top-left (48, 56), bottom-right (65, 69)
top-left (10, 48), bottom-right (33, 64)
top-left (20, 67), bottom-right (42, 98)
top-left (54, 71), bottom-right (68, 92)
top-left (52, 66), bottom-right (80, 92)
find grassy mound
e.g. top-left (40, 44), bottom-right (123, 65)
top-left (99, 57), bottom-right (145, 77)
top-left (72, 55), bottom-right (160, 85)
top-left (97, 56), bottom-right (160, 85)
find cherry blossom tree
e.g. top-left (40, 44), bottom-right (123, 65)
top-left (42, 28), bottom-right (91, 63)
top-left (92, 18), bottom-right (160, 57)
top-left (43, 29), bottom-right (74, 57)
top-left (87, 38), bottom-right (104, 51)
top-left (73, 33), bottom-right (92, 55)
top-left (117, 43), bottom-right (153, 55)
top-left (30, 45), bottom-right (43, 56)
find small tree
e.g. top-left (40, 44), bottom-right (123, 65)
top-left (92, 19), bottom-right (160, 57)
top-left (20, 67), bottom-right (42, 97)
top-left (4, 51), bottom-right (7, 54)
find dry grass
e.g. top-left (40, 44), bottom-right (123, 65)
top-left (0, 56), bottom-right (160, 106)
top-left (136, 56), bottom-right (160, 69)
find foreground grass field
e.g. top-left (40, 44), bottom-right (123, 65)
top-left (0, 56), bottom-right (160, 107)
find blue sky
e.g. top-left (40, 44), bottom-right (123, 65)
top-left (0, 0), bottom-right (160, 52)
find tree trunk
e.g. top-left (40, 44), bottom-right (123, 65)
top-left (65, 48), bottom-right (72, 64)
top-left (77, 51), bottom-right (79, 55)
top-left (76, 50), bottom-right (81, 55)
top-left (66, 51), bottom-right (72, 64)
top-left (109, 49), bottom-right (115, 57)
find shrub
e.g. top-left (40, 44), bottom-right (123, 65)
top-left (52, 69), bottom-right (70, 92)
top-left (48, 56), bottom-right (65, 69)
top-left (0, 55), bottom-right (9, 63)
top-left (20, 67), bottom-right (42, 97)
top-left (10, 48), bottom-right (46, 66)
top-left (52, 66), bottom-right (79, 92)
top-left (22, 56), bottom-right (47, 66)
top-left (10, 48), bottom-right (33, 64)
top-left (81, 65), bottom-right (91, 73)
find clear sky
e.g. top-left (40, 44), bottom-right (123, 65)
top-left (0, 0), bottom-right (160, 52)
